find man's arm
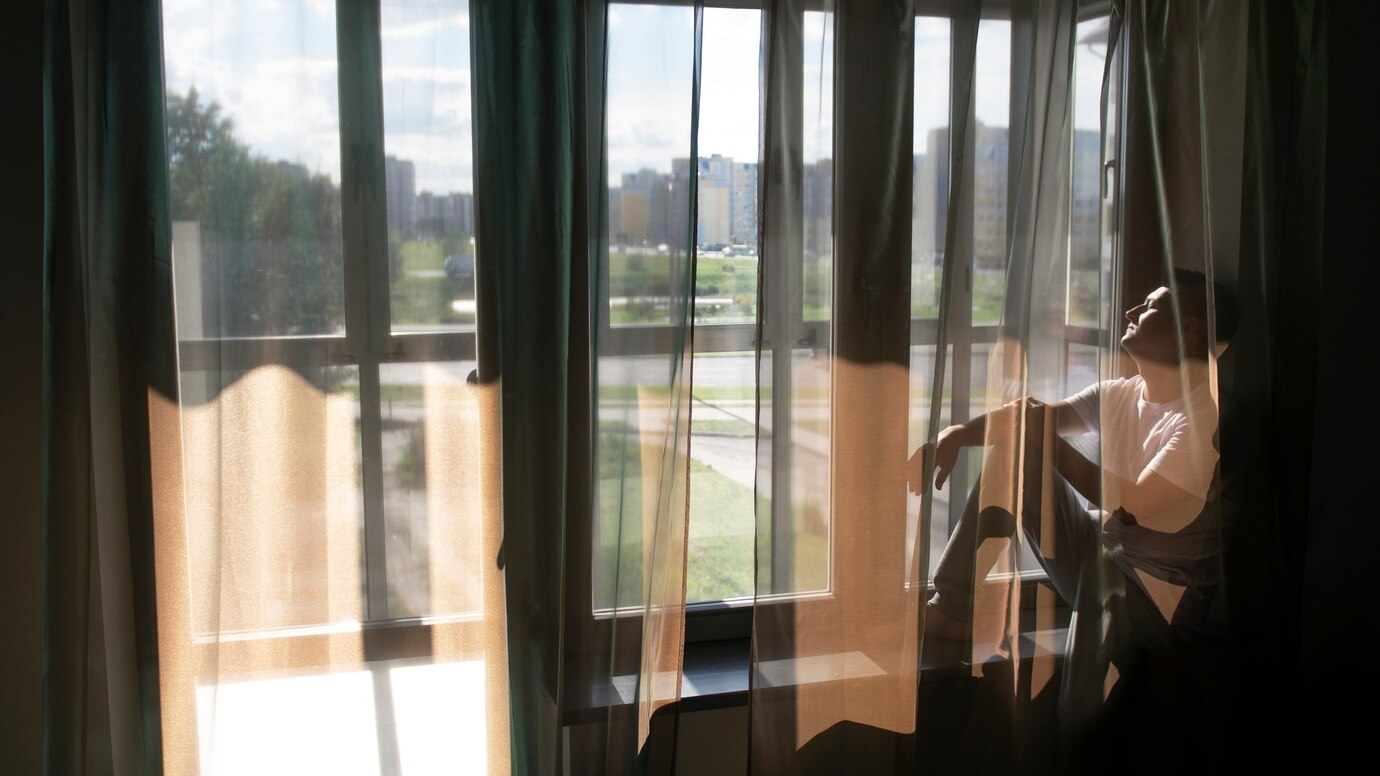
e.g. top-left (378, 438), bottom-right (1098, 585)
top-left (1053, 432), bottom-right (1203, 533)
top-left (914, 397), bottom-right (1085, 492)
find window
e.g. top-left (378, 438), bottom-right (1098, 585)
top-left (596, 2), bottom-right (837, 612)
top-left (161, 0), bottom-right (1122, 646)
top-left (908, 5), bottom-right (1122, 584)
top-left (164, 0), bottom-right (484, 643)
top-left (595, 1), bottom-right (1124, 619)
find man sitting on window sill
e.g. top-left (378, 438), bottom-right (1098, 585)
top-left (909, 269), bottom-right (1238, 736)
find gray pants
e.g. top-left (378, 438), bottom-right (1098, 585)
top-left (930, 469), bottom-right (1172, 735)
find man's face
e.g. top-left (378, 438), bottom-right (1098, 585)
top-left (1121, 286), bottom-right (1181, 363)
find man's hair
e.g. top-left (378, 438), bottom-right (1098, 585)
top-left (1167, 268), bottom-right (1239, 345)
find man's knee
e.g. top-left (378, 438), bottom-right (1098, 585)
top-left (975, 506), bottom-right (1017, 540)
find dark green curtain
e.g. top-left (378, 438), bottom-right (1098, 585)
top-left (42, 0), bottom-right (174, 773)
top-left (470, 0), bottom-right (580, 771)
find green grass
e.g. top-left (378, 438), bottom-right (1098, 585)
top-left (691, 418), bottom-right (756, 437)
top-left (607, 251), bottom-right (760, 324)
top-left (400, 239), bottom-right (444, 272)
top-left (597, 384), bottom-right (768, 402)
top-left (593, 426), bottom-right (833, 605)
top-left (391, 239), bottom-right (472, 326)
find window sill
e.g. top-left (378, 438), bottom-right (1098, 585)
top-left (565, 611), bottom-right (1073, 723)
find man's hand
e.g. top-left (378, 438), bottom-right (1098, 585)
top-left (906, 425), bottom-right (969, 495)
top-left (932, 424), bottom-right (967, 491)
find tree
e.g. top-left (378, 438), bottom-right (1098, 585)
top-left (165, 87), bottom-right (345, 337)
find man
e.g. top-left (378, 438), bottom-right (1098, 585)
top-left (914, 269), bottom-right (1238, 731)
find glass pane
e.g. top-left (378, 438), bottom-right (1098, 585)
top-left (163, 0), bottom-right (345, 339)
top-left (802, 11), bottom-right (835, 322)
top-left (694, 8), bottom-right (761, 325)
top-left (912, 17), bottom-right (951, 319)
top-left (1065, 342), bottom-right (1103, 398)
top-left (972, 19), bottom-right (1010, 326)
top-left (177, 365), bottom-right (363, 634)
top-left (787, 347), bottom-right (831, 593)
top-left (380, 361), bottom-right (484, 618)
top-left (606, 4), bottom-right (695, 327)
top-left (1068, 17), bottom-right (1111, 327)
top-left (594, 354), bottom-right (658, 610)
top-left (967, 342), bottom-right (1043, 574)
top-left (686, 351), bottom-right (757, 603)
top-left (381, 0), bottom-right (477, 334)
top-left (907, 343), bottom-right (953, 581)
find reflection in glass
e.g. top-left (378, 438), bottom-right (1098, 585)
top-left (912, 17), bottom-right (951, 319)
top-left (163, 0), bottom-right (346, 339)
top-left (605, 4), bottom-right (695, 327)
top-left (1068, 17), bottom-right (1111, 327)
top-left (177, 366), bottom-right (363, 634)
top-left (380, 361), bottom-right (484, 618)
top-left (381, 0), bottom-right (477, 334)
top-left (693, 8), bottom-right (762, 325)
top-left (972, 19), bottom-right (1010, 326)
top-left (802, 11), bottom-right (835, 323)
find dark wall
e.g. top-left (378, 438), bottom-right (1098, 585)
top-left (1302, 1), bottom-right (1379, 756)
top-left (0, 0), bottom-right (45, 773)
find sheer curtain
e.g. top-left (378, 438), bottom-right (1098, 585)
top-left (40, 0), bottom-right (1333, 772)
top-left (747, 0), bottom-right (1245, 770)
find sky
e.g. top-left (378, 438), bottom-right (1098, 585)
top-left (162, 0), bottom-right (1109, 195)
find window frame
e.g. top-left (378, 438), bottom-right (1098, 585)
top-left (589, 0), bottom-right (1128, 644)
top-left (164, 0), bottom-right (1126, 666)
top-left (168, 0), bottom-right (488, 667)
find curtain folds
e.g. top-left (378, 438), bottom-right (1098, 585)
top-left (42, 0), bottom-right (173, 772)
top-left (471, 1), bottom-right (579, 771)
top-left (37, 0), bottom-right (1337, 772)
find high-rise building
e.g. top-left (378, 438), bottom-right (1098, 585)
top-left (973, 123), bottom-right (1009, 267)
top-left (384, 155), bottom-right (416, 235)
top-left (913, 125), bottom-right (1103, 271)
top-left (697, 154), bottom-right (734, 247)
top-left (1070, 128), bottom-right (1102, 270)
top-left (731, 161), bottom-right (758, 246)
top-left (913, 128), bottom-right (950, 262)
top-left (415, 191), bottom-right (473, 237)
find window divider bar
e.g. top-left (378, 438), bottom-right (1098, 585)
top-left (762, 1), bottom-right (807, 594)
top-left (337, 0), bottom-right (391, 623)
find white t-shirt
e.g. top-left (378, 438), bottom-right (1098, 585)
top-left (1064, 376), bottom-right (1221, 593)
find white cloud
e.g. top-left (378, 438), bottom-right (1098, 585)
top-left (381, 12), bottom-right (469, 40)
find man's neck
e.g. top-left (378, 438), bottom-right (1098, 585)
top-left (1135, 358), bottom-right (1209, 404)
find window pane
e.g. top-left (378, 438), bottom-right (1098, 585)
top-left (694, 8), bottom-right (761, 325)
top-left (178, 365), bottom-right (364, 634)
top-left (802, 11), bottom-right (835, 323)
top-left (594, 354), bottom-right (660, 610)
top-left (381, 0), bottom-right (477, 334)
top-left (380, 361), bottom-right (484, 618)
top-left (912, 18), bottom-right (951, 319)
top-left (164, 0), bottom-right (345, 339)
top-left (1068, 17), bottom-right (1113, 327)
top-left (786, 347), bottom-right (831, 593)
top-left (687, 351), bottom-right (757, 603)
top-left (968, 342), bottom-right (1043, 574)
top-left (606, 4), bottom-right (695, 327)
top-left (972, 19), bottom-right (1010, 326)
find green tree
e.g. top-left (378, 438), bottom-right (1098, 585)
top-left (166, 87), bottom-right (345, 337)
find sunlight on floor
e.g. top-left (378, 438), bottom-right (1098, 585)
top-left (196, 659), bottom-right (487, 775)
